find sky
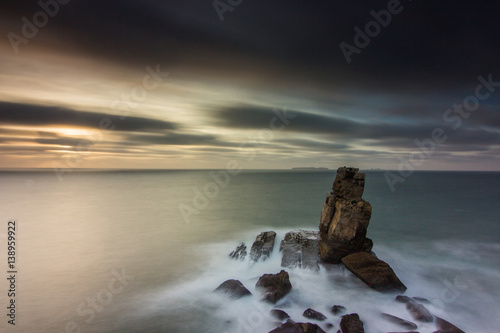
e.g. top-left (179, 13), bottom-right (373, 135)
top-left (0, 0), bottom-right (499, 170)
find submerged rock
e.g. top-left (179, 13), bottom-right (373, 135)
top-left (269, 320), bottom-right (326, 333)
top-left (405, 301), bottom-right (433, 322)
top-left (270, 309), bottom-right (291, 321)
top-left (250, 231), bottom-right (277, 262)
top-left (319, 167), bottom-right (373, 263)
top-left (380, 313), bottom-right (418, 330)
top-left (330, 305), bottom-right (346, 315)
top-left (281, 230), bottom-right (321, 270)
top-left (341, 252), bottom-right (407, 293)
top-left (303, 308), bottom-right (327, 321)
top-left (213, 279), bottom-right (252, 299)
top-left (339, 313), bottom-right (364, 333)
top-left (434, 316), bottom-right (465, 333)
top-left (229, 243), bottom-right (247, 260)
top-left (256, 270), bottom-right (292, 303)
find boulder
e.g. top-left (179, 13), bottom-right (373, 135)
top-left (406, 301), bottom-right (433, 322)
top-left (319, 167), bottom-right (373, 263)
top-left (270, 309), bottom-right (291, 321)
top-left (330, 305), bottom-right (346, 315)
top-left (339, 313), bottom-right (364, 333)
top-left (281, 230), bottom-right (321, 270)
top-left (213, 279), bottom-right (252, 299)
top-left (250, 231), bottom-right (277, 262)
top-left (269, 320), bottom-right (326, 333)
top-left (380, 313), bottom-right (418, 330)
top-left (256, 270), bottom-right (292, 303)
top-left (303, 308), bottom-right (327, 321)
top-left (341, 252), bottom-right (407, 293)
top-left (434, 316), bottom-right (465, 333)
top-left (229, 243), bottom-right (247, 260)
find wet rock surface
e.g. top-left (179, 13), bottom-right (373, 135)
top-left (281, 230), bottom-right (321, 270)
top-left (341, 252), bottom-right (407, 293)
top-left (319, 167), bottom-right (372, 263)
top-left (269, 320), bottom-right (327, 333)
top-left (380, 313), bottom-right (418, 330)
top-left (250, 231), bottom-right (277, 263)
top-left (270, 309), bottom-right (291, 321)
top-left (405, 301), bottom-right (433, 322)
top-left (303, 308), bottom-right (327, 321)
top-left (330, 305), bottom-right (346, 315)
top-left (213, 279), bottom-right (252, 299)
top-left (339, 313), bottom-right (364, 333)
top-left (256, 270), bottom-right (292, 303)
top-left (434, 316), bottom-right (465, 333)
top-left (229, 242), bottom-right (247, 260)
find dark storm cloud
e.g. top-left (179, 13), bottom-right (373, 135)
top-left (0, 102), bottom-right (177, 132)
top-left (2, 1), bottom-right (499, 91)
top-left (125, 132), bottom-right (220, 146)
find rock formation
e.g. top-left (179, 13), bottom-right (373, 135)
top-left (281, 230), bottom-right (321, 270)
top-left (319, 167), bottom-right (372, 263)
top-left (341, 252), bottom-right (407, 293)
top-left (303, 308), bottom-right (327, 321)
top-left (380, 313), bottom-right (418, 330)
top-left (339, 313), bottom-right (365, 333)
top-left (250, 231), bottom-right (277, 262)
top-left (229, 242), bottom-right (247, 260)
top-left (213, 279), bottom-right (252, 299)
top-left (270, 309), bottom-right (291, 321)
top-left (255, 270), bottom-right (292, 303)
top-left (269, 320), bottom-right (326, 333)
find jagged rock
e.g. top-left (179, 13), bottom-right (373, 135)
top-left (361, 238), bottom-right (373, 253)
top-left (256, 270), bottom-right (292, 303)
top-left (269, 320), bottom-right (326, 333)
top-left (271, 309), bottom-right (291, 321)
top-left (319, 167), bottom-right (373, 263)
top-left (281, 230), bottom-right (321, 270)
top-left (330, 305), bottom-right (346, 315)
top-left (229, 243), bottom-right (247, 260)
top-left (434, 316), bottom-right (465, 333)
top-left (341, 252), bottom-right (407, 292)
top-left (303, 308), bottom-right (327, 321)
top-left (213, 279), bottom-right (252, 299)
top-left (250, 231), bottom-right (277, 262)
top-left (339, 313), bottom-right (364, 333)
top-left (406, 301), bottom-right (433, 322)
top-left (413, 296), bottom-right (430, 304)
top-left (380, 313), bottom-right (418, 330)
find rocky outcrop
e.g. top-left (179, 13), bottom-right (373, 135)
top-left (341, 252), bottom-right (407, 292)
top-left (281, 230), bottom-right (321, 270)
top-left (330, 305), bottom-right (346, 315)
top-left (255, 270), bottom-right (292, 303)
top-left (213, 279), bottom-right (252, 299)
top-left (319, 167), bottom-right (372, 263)
top-left (250, 231), bottom-right (277, 263)
top-left (229, 243), bottom-right (247, 260)
top-left (303, 308), bottom-right (327, 321)
top-left (405, 301), bottom-right (433, 322)
top-left (434, 317), bottom-right (465, 333)
top-left (380, 313), bottom-right (418, 330)
top-left (270, 309), bottom-right (291, 321)
top-left (339, 313), bottom-right (364, 333)
top-left (269, 320), bottom-right (326, 333)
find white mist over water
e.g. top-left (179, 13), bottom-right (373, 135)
top-left (0, 170), bottom-right (499, 332)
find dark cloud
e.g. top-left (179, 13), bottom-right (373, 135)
top-left (2, 1), bottom-right (499, 92)
top-left (125, 132), bottom-right (219, 146)
top-left (0, 102), bottom-right (177, 132)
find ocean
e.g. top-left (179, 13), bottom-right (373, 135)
top-left (1, 170), bottom-right (499, 333)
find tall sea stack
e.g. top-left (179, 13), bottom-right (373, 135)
top-left (319, 167), bottom-right (372, 263)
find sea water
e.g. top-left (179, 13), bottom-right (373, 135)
top-left (0, 170), bottom-right (499, 332)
